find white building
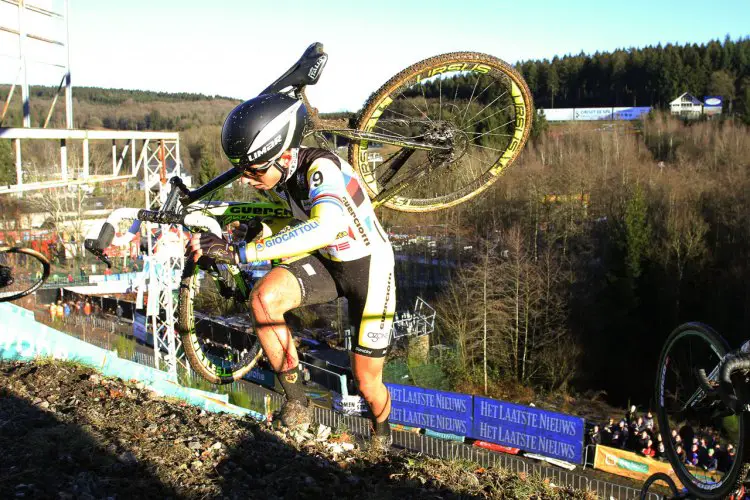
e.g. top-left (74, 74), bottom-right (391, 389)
top-left (670, 92), bottom-right (703, 118)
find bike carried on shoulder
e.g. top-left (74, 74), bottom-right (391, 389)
top-left (654, 322), bottom-right (750, 498)
top-left (85, 42), bottom-right (534, 383)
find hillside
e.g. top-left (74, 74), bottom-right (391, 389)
top-left (0, 359), bottom-right (593, 499)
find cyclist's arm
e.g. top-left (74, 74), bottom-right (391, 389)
top-left (238, 161), bottom-right (347, 262)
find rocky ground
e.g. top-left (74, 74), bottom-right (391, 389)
top-left (0, 359), bottom-right (596, 499)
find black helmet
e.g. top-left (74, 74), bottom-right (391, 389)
top-left (221, 93), bottom-right (307, 169)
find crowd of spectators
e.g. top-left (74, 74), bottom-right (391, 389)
top-left (47, 298), bottom-right (97, 323)
top-left (587, 405), bottom-right (735, 474)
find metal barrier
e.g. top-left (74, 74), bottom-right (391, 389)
top-left (299, 360), bottom-right (349, 396)
top-left (582, 444), bottom-right (597, 468)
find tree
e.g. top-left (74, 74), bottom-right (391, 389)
top-left (708, 70), bottom-right (736, 113)
top-left (624, 185), bottom-right (651, 280)
top-left (544, 64), bottom-right (560, 108)
top-left (0, 139), bottom-right (14, 185)
top-left (739, 77), bottom-right (750, 124)
top-left (198, 154), bottom-right (219, 185)
top-left (663, 194), bottom-right (708, 320)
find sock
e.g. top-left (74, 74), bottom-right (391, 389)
top-left (372, 417), bottom-right (391, 437)
top-left (277, 366), bottom-right (308, 406)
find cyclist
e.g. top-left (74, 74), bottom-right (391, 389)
top-left (187, 93), bottom-right (396, 447)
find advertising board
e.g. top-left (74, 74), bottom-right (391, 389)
top-left (472, 396), bottom-right (585, 463)
top-left (386, 383), bottom-right (473, 436)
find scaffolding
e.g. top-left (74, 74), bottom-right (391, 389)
top-left (392, 296), bottom-right (436, 339)
top-left (0, 0), bottom-right (185, 380)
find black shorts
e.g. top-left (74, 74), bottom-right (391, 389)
top-left (278, 251), bottom-right (396, 358)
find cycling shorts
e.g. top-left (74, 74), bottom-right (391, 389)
top-left (278, 250), bottom-right (396, 358)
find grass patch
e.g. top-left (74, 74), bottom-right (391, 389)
top-left (383, 358), bottom-right (449, 390)
top-left (113, 335), bottom-right (136, 361)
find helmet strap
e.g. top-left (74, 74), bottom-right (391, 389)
top-left (276, 148), bottom-right (299, 183)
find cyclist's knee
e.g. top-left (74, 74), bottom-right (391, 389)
top-left (250, 286), bottom-right (286, 318)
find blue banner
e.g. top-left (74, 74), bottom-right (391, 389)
top-left (612, 107), bottom-right (652, 120)
top-left (386, 384), bottom-right (473, 436)
top-left (703, 96), bottom-right (723, 108)
top-left (472, 397), bottom-right (585, 464)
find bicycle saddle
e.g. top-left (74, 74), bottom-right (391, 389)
top-left (261, 42), bottom-right (328, 95)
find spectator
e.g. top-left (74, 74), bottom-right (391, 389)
top-left (655, 442), bottom-right (667, 461)
top-left (676, 444), bottom-right (686, 464)
top-left (642, 439), bottom-right (656, 458)
top-left (643, 411), bottom-right (655, 431)
top-left (67, 273), bottom-right (73, 283)
top-left (610, 428), bottom-right (621, 449)
top-left (727, 444), bottom-right (736, 469)
top-left (670, 429), bottom-right (679, 445)
top-left (55, 301), bottom-right (64, 323)
top-left (83, 300), bottom-right (92, 319)
top-left (618, 420), bottom-right (629, 450)
top-left (635, 416), bottom-right (646, 433)
top-left (689, 444), bottom-right (700, 466)
top-left (603, 418), bottom-right (615, 445)
top-left (714, 443), bottom-right (729, 472)
top-left (63, 302), bottom-right (71, 318)
top-left (638, 430), bottom-right (650, 452)
top-left (705, 448), bottom-right (718, 472)
top-left (79, 266), bottom-right (86, 280)
top-left (588, 425), bottom-right (601, 446)
top-left (674, 433), bottom-right (683, 449)
top-left (116, 303), bottom-right (123, 323)
top-left (76, 299), bottom-right (83, 314)
top-left (48, 302), bottom-right (56, 322)
top-left (698, 438), bottom-right (709, 466)
top-left (626, 405), bottom-right (638, 425)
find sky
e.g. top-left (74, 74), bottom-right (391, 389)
top-left (0, 0), bottom-right (748, 112)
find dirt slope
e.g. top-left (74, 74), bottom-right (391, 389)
top-left (0, 359), bottom-right (595, 499)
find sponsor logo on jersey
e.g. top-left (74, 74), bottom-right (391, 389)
top-left (326, 241), bottom-right (351, 252)
top-left (367, 331), bottom-right (387, 342)
top-left (263, 220), bottom-right (320, 248)
top-left (342, 197), bottom-right (370, 246)
top-left (247, 134), bottom-right (282, 162)
top-left (380, 272), bottom-right (393, 329)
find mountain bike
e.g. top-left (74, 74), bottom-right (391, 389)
top-left (0, 247), bottom-right (51, 302)
top-left (85, 180), bottom-right (294, 383)
top-left (85, 42), bottom-right (534, 383)
top-left (265, 42), bottom-right (533, 212)
top-left (655, 322), bottom-right (750, 498)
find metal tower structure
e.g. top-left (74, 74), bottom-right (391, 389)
top-left (143, 139), bottom-right (186, 380)
top-left (1, 0), bottom-right (186, 380)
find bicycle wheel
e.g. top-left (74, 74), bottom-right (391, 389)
top-left (349, 51), bottom-right (533, 213)
top-left (655, 322), bottom-right (750, 498)
top-left (0, 247), bottom-right (51, 302)
top-left (176, 260), bottom-right (264, 384)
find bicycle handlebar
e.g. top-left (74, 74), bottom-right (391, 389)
top-left (85, 207), bottom-right (223, 268)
